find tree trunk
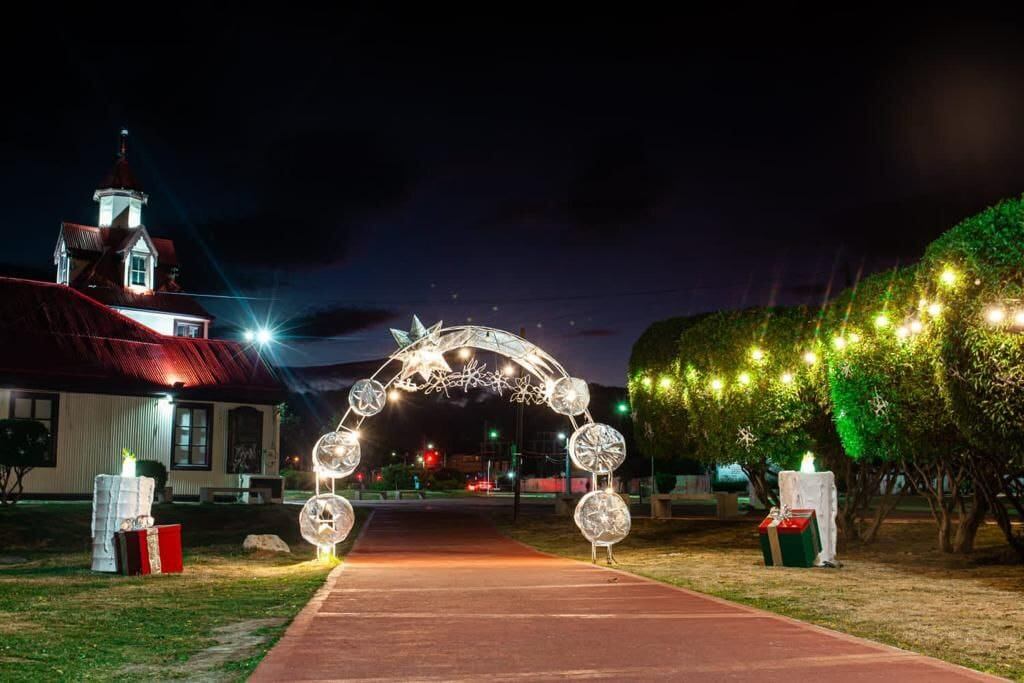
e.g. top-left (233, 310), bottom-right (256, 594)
top-left (953, 494), bottom-right (987, 554)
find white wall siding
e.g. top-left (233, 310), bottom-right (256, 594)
top-left (112, 308), bottom-right (207, 337)
top-left (1, 389), bottom-right (276, 497)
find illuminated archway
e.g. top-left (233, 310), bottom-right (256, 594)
top-left (299, 317), bottom-right (631, 562)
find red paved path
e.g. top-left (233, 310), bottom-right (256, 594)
top-left (252, 506), bottom-right (997, 682)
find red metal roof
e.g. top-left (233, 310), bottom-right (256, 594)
top-left (99, 157), bottom-right (144, 193)
top-left (0, 277), bottom-right (284, 403)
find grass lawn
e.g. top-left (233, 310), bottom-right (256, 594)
top-left (0, 501), bottom-right (366, 682)
top-left (495, 508), bottom-right (1024, 681)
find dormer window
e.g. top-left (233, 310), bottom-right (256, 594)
top-left (129, 253), bottom-right (149, 288)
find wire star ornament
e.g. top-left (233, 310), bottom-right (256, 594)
top-left (736, 426), bottom-right (758, 451)
top-left (839, 361), bottom-right (853, 378)
top-left (390, 316), bottom-right (451, 381)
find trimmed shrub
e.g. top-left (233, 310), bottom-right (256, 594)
top-left (135, 460), bottom-right (168, 493)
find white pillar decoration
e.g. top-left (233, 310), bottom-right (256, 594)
top-left (778, 470), bottom-right (837, 566)
top-left (91, 474), bottom-right (154, 572)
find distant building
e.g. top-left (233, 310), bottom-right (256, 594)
top-left (53, 130), bottom-right (211, 338)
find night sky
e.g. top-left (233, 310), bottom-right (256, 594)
top-left (4, 7), bottom-right (1024, 385)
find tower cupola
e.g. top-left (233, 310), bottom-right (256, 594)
top-left (93, 129), bottom-right (148, 228)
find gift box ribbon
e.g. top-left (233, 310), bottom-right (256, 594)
top-left (765, 505), bottom-right (791, 565)
top-left (145, 527), bottom-right (163, 575)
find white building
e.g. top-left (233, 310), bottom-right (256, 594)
top-left (1, 131), bottom-right (285, 498)
top-left (53, 130), bottom-right (211, 338)
top-left (0, 277), bottom-right (285, 498)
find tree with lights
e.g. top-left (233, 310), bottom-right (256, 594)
top-left (627, 315), bottom-right (707, 467)
top-left (675, 307), bottom-right (817, 507)
top-left (920, 197), bottom-right (1024, 558)
top-left (822, 266), bottom-right (985, 552)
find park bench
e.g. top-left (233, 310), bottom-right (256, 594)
top-left (198, 486), bottom-right (272, 504)
top-left (651, 492), bottom-right (741, 520)
top-left (396, 490), bottom-right (426, 500)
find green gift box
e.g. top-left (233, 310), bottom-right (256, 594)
top-left (758, 507), bottom-right (821, 568)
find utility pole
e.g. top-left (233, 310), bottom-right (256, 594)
top-left (513, 326), bottom-right (526, 522)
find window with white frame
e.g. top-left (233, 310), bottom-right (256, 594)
top-left (171, 404), bottom-right (212, 470)
top-left (129, 253), bottom-right (148, 287)
top-left (174, 320), bottom-right (203, 338)
top-left (9, 391), bottom-right (59, 467)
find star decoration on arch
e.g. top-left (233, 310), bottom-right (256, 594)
top-left (391, 315), bottom-right (451, 381)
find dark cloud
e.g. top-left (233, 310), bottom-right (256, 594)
top-left (184, 130), bottom-right (415, 272)
top-left (286, 306), bottom-right (399, 339)
top-left (0, 262), bottom-right (51, 282)
top-left (565, 138), bottom-right (674, 237)
top-left (569, 328), bottom-right (617, 338)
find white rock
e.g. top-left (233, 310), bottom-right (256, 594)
top-left (243, 534), bottom-right (291, 554)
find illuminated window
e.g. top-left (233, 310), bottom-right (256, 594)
top-left (129, 254), bottom-right (148, 287)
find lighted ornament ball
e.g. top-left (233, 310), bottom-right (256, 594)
top-left (574, 490), bottom-right (631, 547)
top-left (568, 422), bottom-right (626, 474)
top-left (548, 377), bottom-right (590, 416)
top-left (300, 494), bottom-right (355, 547)
top-left (312, 431), bottom-right (361, 478)
top-left (348, 379), bottom-right (387, 417)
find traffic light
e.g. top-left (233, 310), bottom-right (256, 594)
top-left (424, 449), bottom-right (438, 467)
top-left (616, 401), bottom-right (630, 415)
top-left (488, 429), bottom-right (499, 439)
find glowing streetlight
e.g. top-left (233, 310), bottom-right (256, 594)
top-left (388, 389), bottom-right (401, 402)
top-left (557, 432), bottom-right (566, 441)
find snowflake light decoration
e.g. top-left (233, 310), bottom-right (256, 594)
top-left (868, 390), bottom-right (890, 418)
top-left (348, 379), bottom-right (386, 417)
top-left (839, 361), bottom-right (853, 379)
top-left (736, 426), bottom-right (758, 451)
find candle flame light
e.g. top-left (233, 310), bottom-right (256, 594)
top-left (800, 451), bottom-right (815, 473)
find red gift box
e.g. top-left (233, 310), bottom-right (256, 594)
top-left (114, 524), bottom-right (183, 576)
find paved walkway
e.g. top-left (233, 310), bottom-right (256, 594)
top-left (253, 505), bottom-right (996, 682)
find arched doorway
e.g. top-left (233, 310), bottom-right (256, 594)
top-left (299, 317), bottom-right (631, 562)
